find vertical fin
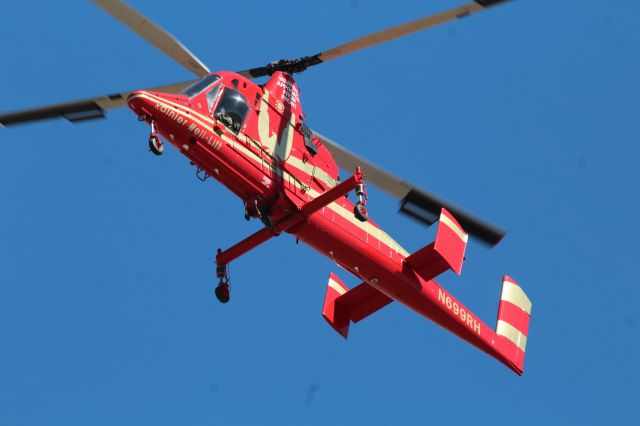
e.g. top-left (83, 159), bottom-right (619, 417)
top-left (496, 276), bottom-right (532, 374)
top-left (405, 208), bottom-right (469, 281)
top-left (434, 208), bottom-right (469, 275)
top-left (322, 273), bottom-right (350, 338)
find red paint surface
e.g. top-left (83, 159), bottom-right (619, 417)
top-left (498, 300), bottom-right (531, 336)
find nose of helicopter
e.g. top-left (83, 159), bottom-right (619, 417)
top-left (127, 90), bottom-right (187, 119)
top-left (127, 90), bottom-right (154, 117)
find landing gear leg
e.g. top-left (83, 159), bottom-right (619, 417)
top-left (215, 249), bottom-right (230, 304)
top-left (148, 120), bottom-right (164, 156)
top-left (353, 178), bottom-right (369, 222)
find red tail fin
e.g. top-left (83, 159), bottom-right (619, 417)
top-left (322, 274), bottom-right (393, 339)
top-left (496, 276), bottom-right (532, 374)
top-left (322, 274), bottom-right (350, 338)
top-left (405, 208), bottom-right (468, 281)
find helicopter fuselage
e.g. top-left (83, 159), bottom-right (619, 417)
top-left (127, 71), bottom-right (527, 375)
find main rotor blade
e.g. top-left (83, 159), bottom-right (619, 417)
top-left (319, 0), bottom-right (510, 64)
top-left (0, 80), bottom-right (195, 126)
top-left (92, 0), bottom-right (210, 77)
top-left (314, 131), bottom-right (506, 246)
top-left (239, 0), bottom-right (512, 78)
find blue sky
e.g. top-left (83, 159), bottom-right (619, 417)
top-left (1, 0), bottom-right (639, 424)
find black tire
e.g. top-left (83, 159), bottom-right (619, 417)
top-left (354, 203), bottom-right (368, 222)
top-left (149, 136), bottom-right (164, 156)
top-left (215, 284), bottom-right (230, 304)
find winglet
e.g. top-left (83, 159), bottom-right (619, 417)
top-left (322, 274), bottom-right (394, 339)
top-left (434, 208), bottom-right (469, 275)
top-left (405, 208), bottom-right (469, 280)
top-left (322, 274), bottom-right (350, 339)
top-left (496, 276), bottom-right (532, 375)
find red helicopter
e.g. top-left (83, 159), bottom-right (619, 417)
top-left (0, 0), bottom-right (531, 375)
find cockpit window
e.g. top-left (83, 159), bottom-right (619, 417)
top-left (180, 74), bottom-right (220, 98)
top-left (214, 88), bottom-right (249, 133)
top-left (205, 84), bottom-right (221, 112)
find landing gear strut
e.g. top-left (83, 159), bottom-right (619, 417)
top-left (215, 249), bottom-right (230, 304)
top-left (148, 120), bottom-right (164, 156)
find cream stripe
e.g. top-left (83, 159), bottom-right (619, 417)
top-left (440, 213), bottom-right (469, 243)
top-left (307, 187), bottom-right (409, 257)
top-left (501, 281), bottom-right (532, 315)
top-left (328, 279), bottom-right (347, 295)
top-left (287, 156), bottom-right (337, 188)
top-left (496, 320), bottom-right (527, 352)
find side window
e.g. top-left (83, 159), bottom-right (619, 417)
top-left (300, 123), bottom-right (317, 155)
top-left (214, 88), bottom-right (249, 134)
top-left (205, 84), bottom-right (221, 112)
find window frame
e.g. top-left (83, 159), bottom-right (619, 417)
top-left (180, 74), bottom-right (221, 99)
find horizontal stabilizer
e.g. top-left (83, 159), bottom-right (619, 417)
top-left (322, 274), bottom-right (392, 339)
top-left (405, 208), bottom-right (468, 281)
top-left (496, 276), bottom-right (532, 375)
